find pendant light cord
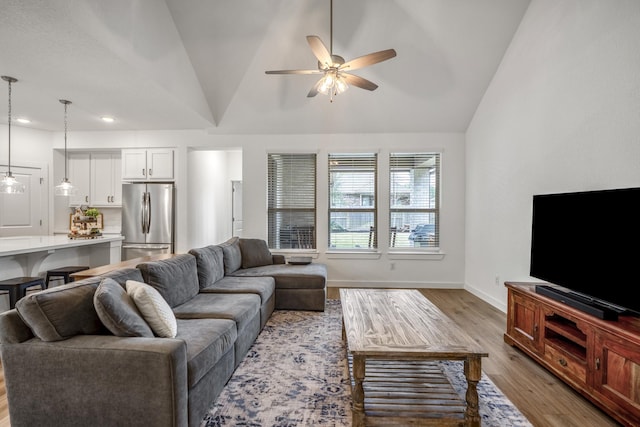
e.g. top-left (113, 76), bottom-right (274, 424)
top-left (63, 101), bottom-right (68, 180)
top-left (59, 99), bottom-right (72, 182)
top-left (6, 78), bottom-right (12, 174)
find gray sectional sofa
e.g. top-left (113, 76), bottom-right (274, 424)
top-left (0, 237), bottom-right (327, 427)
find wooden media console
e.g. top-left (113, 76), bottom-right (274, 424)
top-left (504, 282), bottom-right (640, 426)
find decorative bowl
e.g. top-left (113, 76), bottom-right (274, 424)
top-left (288, 256), bottom-right (312, 265)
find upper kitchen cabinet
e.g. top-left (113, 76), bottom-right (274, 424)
top-left (91, 152), bottom-right (122, 206)
top-left (67, 152), bottom-right (121, 207)
top-left (68, 152), bottom-right (91, 206)
top-left (121, 148), bottom-right (174, 181)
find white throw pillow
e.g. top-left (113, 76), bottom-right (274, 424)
top-left (125, 280), bottom-right (178, 338)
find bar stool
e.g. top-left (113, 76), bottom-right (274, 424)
top-left (0, 277), bottom-right (46, 309)
top-left (45, 266), bottom-right (90, 288)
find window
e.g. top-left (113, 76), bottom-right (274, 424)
top-left (267, 153), bottom-right (316, 249)
top-left (389, 152), bottom-right (440, 248)
top-left (328, 153), bottom-right (377, 249)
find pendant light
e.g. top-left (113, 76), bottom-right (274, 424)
top-left (54, 99), bottom-right (77, 196)
top-left (1, 76), bottom-right (26, 194)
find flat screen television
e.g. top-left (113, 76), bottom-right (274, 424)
top-left (530, 187), bottom-right (640, 319)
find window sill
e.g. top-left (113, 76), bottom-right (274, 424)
top-left (270, 249), bottom-right (319, 259)
top-left (387, 250), bottom-right (445, 261)
top-left (325, 250), bottom-right (382, 260)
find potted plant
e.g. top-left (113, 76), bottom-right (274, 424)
top-left (84, 208), bottom-right (100, 220)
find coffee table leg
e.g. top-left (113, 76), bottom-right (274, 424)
top-left (464, 357), bottom-right (482, 427)
top-left (352, 354), bottom-right (366, 427)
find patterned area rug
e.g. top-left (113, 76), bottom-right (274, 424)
top-left (201, 299), bottom-right (532, 427)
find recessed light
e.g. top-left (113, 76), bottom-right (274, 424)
top-left (101, 116), bottom-right (115, 123)
top-left (16, 118), bottom-right (31, 124)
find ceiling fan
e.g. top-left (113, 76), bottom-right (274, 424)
top-left (265, 0), bottom-right (397, 101)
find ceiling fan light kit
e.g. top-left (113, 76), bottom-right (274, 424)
top-left (265, 0), bottom-right (396, 102)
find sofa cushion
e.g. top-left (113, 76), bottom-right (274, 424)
top-left (172, 293), bottom-right (260, 334)
top-left (188, 245), bottom-right (225, 288)
top-left (137, 254), bottom-right (199, 308)
top-left (220, 236), bottom-right (242, 275)
top-left (229, 263), bottom-right (327, 289)
top-left (176, 318), bottom-right (237, 388)
top-left (200, 275), bottom-right (275, 305)
top-left (126, 280), bottom-right (178, 338)
top-left (239, 238), bottom-right (273, 269)
top-left (94, 278), bottom-right (154, 337)
top-left (15, 276), bottom-right (106, 342)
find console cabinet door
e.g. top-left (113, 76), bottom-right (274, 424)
top-left (593, 330), bottom-right (640, 421)
top-left (507, 290), bottom-right (544, 354)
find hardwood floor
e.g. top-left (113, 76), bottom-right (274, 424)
top-left (0, 288), bottom-right (622, 427)
top-left (331, 288), bottom-right (622, 427)
top-left (419, 289), bottom-right (621, 427)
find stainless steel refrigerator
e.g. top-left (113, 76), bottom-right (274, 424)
top-left (121, 182), bottom-right (174, 261)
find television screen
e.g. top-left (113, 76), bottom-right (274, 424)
top-left (530, 187), bottom-right (640, 316)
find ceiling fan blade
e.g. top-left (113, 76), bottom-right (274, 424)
top-left (265, 69), bottom-right (323, 75)
top-left (340, 49), bottom-right (397, 71)
top-left (306, 35), bottom-right (332, 67)
top-left (342, 73), bottom-right (378, 91)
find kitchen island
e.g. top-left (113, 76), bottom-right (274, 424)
top-left (0, 234), bottom-right (124, 284)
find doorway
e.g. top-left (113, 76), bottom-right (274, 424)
top-left (0, 165), bottom-right (46, 236)
top-left (232, 180), bottom-right (243, 237)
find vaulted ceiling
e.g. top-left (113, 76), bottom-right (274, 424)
top-left (0, 0), bottom-right (530, 134)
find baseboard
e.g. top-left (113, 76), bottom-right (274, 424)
top-left (464, 282), bottom-right (507, 313)
top-left (327, 280), bottom-right (464, 289)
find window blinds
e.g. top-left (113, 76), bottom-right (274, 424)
top-left (328, 153), bottom-right (378, 249)
top-left (389, 152), bottom-right (440, 248)
top-left (267, 153), bottom-right (317, 249)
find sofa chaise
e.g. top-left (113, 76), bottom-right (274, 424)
top-left (0, 237), bottom-right (327, 427)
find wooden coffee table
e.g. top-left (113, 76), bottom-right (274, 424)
top-left (340, 288), bottom-right (489, 426)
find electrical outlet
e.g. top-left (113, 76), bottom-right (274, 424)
top-left (390, 262), bottom-right (395, 271)
top-left (495, 275), bottom-right (500, 286)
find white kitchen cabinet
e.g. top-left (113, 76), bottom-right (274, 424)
top-left (67, 152), bottom-right (91, 206)
top-left (122, 148), bottom-right (174, 180)
top-left (67, 152), bottom-right (122, 207)
top-left (91, 152), bottom-right (122, 206)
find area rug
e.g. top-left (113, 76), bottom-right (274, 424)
top-left (201, 299), bottom-right (532, 427)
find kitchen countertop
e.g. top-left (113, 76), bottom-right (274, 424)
top-left (0, 234), bottom-right (124, 257)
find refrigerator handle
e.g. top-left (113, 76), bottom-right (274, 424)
top-left (146, 191), bottom-right (151, 232)
top-left (141, 192), bottom-right (149, 234)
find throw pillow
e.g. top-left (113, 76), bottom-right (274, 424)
top-left (94, 278), bottom-right (154, 337)
top-left (239, 238), bottom-right (274, 269)
top-left (125, 280), bottom-right (177, 338)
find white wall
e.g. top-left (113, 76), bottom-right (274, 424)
top-left (240, 133), bottom-right (466, 289)
top-left (44, 129), bottom-right (467, 289)
top-left (465, 0), bottom-right (640, 311)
